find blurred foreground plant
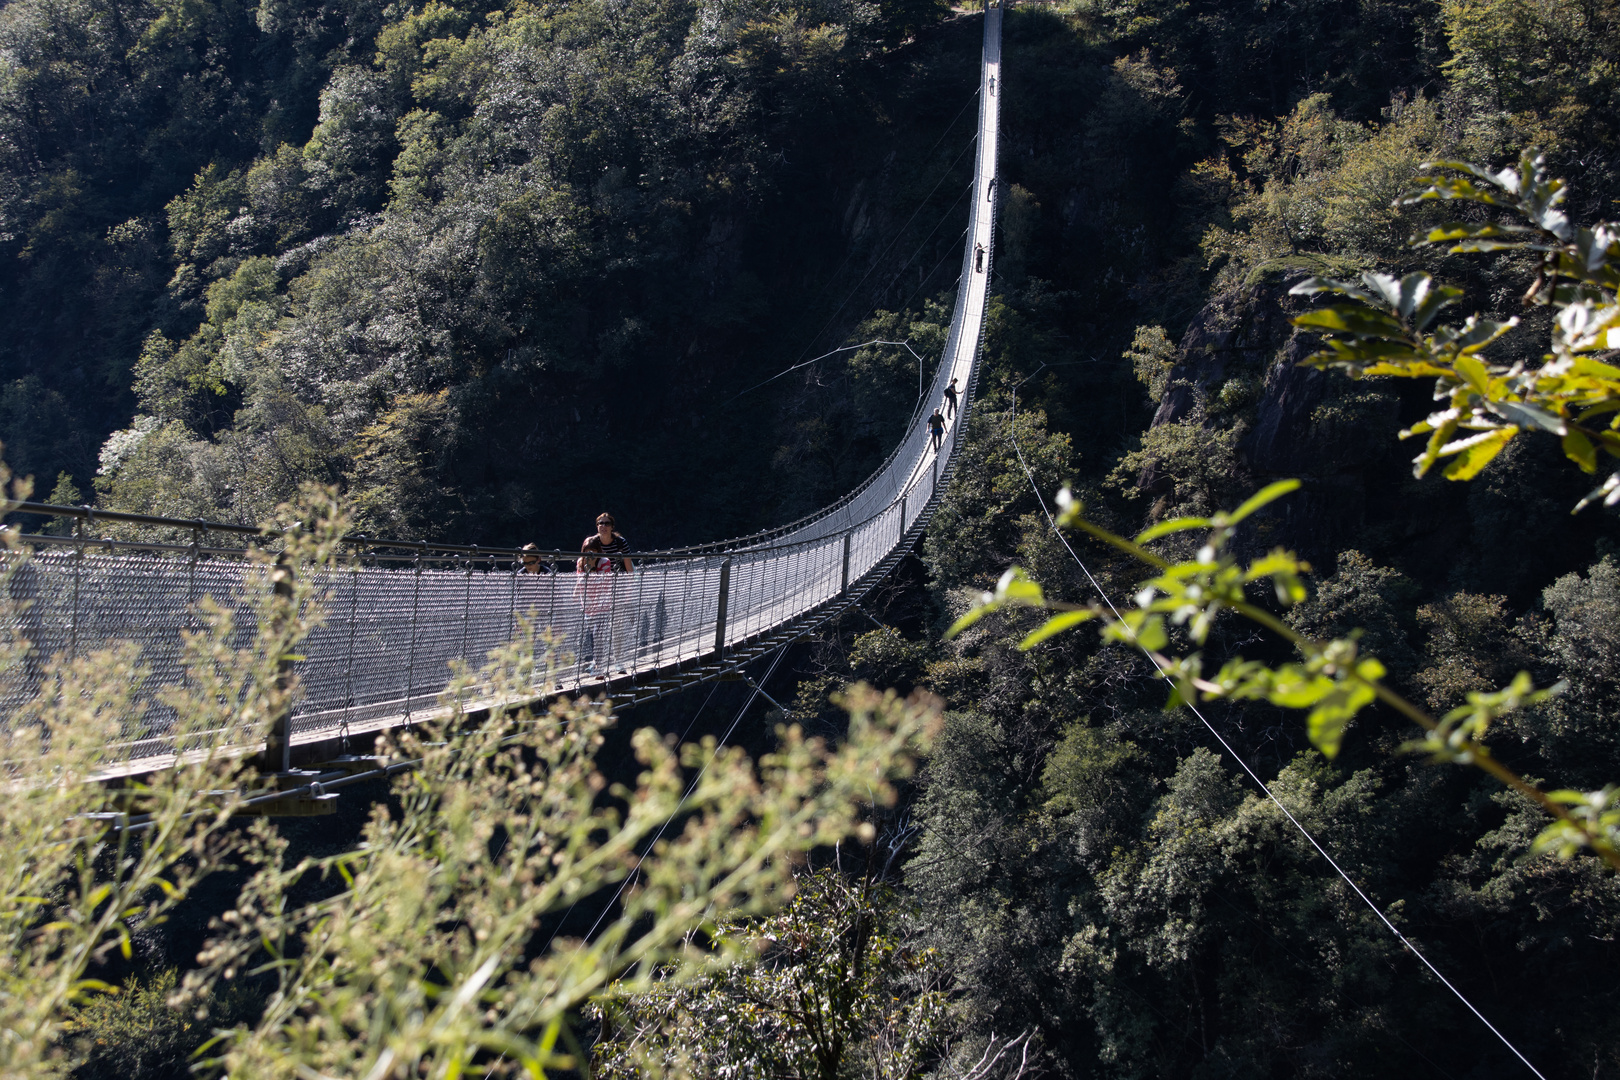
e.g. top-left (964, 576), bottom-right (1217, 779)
top-left (0, 484), bottom-right (348, 1076)
top-left (1, 470), bottom-right (940, 1078)
top-left (187, 653), bottom-right (940, 1077)
top-left (948, 479), bottom-right (1620, 870)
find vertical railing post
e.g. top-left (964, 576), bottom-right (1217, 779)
top-left (461, 547), bottom-right (475, 668)
top-left (506, 549), bottom-right (519, 663)
top-left (608, 562), bottom-right (620, 674)
top-left (340, 544), bottom-right (361, 748)
top-left (69, 509), bottom-right (88, 661)
top-left (545, 551), bottom-right (557, 637)
top-left (713, 557), bottom-right (732, 659)
top-left (266, 550), bottom-right (296, 773)
top-left (840, 532), bottom-right (852, 596)
top-left (187, 524), bottom-right (200, 607)
top-left (405, 544), bottom-right (423, 722)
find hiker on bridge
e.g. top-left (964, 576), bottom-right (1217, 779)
top-left (944, 377), bottom-right (959, 418)
top-left (928, 409), bottom-right (946, 451)
top-left (577, 513), bottom-right (633, 676)
top-left (520, 542), bottom-right (547, 574)
top-left (579, 514), bottom-right (632, 574)
top-left (974, 243), bottom-right (985, 273)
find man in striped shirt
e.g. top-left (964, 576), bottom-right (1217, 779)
top-left (577, 513), bottom-right (633, 675)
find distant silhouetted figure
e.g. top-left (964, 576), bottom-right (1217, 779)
top-left (943, 377), bottom-right (959, 418)
top-left (928, 410), bottom-right (946, 452)
top-left (974, 243), bottom-right (985, 273)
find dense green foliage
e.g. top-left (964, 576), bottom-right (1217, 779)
top-left (1, 0), bottom-right (968, 543)
top-left (9, 0), bottom-right (1620, 1075)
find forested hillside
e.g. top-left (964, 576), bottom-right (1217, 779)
top-left (6, 0), bottom-right (1620, 1075)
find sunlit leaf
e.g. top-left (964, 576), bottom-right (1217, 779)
top-left (1304, 680), bottom-right (1376, 760)
top-left (1292, 307), bottom-right (1406, 337)
top-left (1135, 517), bottom-right (1212, 543)
top-left (1224, 479), bottom-right (1301, 526)
top-left (1440, 427), bottom-right (1517, 480)
top-left (1135, 615), bottom-right (1167, 653)
top-left (1491, 399), bottom-right (1565, 434)
top-left (945, 600), bottom-right (996, 639)
top-left (1454, 315), bottom-right (1518, 350)
top-left (994, 566), bottom-right (1044, 605)
top-left (1575, 470), bottom-right (1620, 513)
top-left (1453, 354), bottom-right (1490, 394)
top-left (1563, 429), bottom-right (1598, 473)
top-left (1019, 609), bottom-right (1095, 649)
top-left (946, 568), bottom-right (1044, 639)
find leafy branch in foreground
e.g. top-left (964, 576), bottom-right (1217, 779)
top-left (1288, 150), bottom-right (1620, 508)
top-left (186, 657), bottom-right (940, 1079)
top-left (0, 485), bottom-right (348, 1077)
top-left (946, 479), bottom-right (1620, 870)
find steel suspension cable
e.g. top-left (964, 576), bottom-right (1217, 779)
top-left (526, 647), bottom-right (788, 967)
top-left (774, 87), bottom-right (981, 355)
top-left (786, 135), bottom-right (980, 369)
top-left (1004, 373), bottom-right (1548, 1080)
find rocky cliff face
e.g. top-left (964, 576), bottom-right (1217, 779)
top-left (1145, 269), bottom-right (1401, 564)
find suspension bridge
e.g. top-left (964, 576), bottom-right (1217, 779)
top-left (2, 8), bottom-right (1002, 794)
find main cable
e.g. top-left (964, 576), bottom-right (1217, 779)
top-left (775, 87), bottom-right (981, 355)
top-left (1004, 372), bottom-right (1549, 1080)
top-left (786, 136), bottom-right (979, 371)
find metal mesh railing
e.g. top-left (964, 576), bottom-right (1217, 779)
top-left (0, 7), bottom-right (1003, 772)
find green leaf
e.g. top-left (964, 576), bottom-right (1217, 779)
top-left (1454, 315), bottom-right (1518, 350)
top-left (1440, 427), bottom-right (1518, 480)
top-left (1359, 272), bottom-right (1403, 310)
top-left (1305, 680), bottom-right (1376, 760)
top-left (1411, 284), bottom-right (1463, 331)
top-left (1563, 430), bottom-right (1598, 473)
top-left (1224, 479), bottom-right (1302, 526)
top-left (1571, 356), bottom-right (1620, 380)
top-left (945, 601), bottom-right (996, 639)
top-left (1291, 307), bottom-right (1406, 337)
top-left (1288, 276), bottom-right (1367, 300)
top-left (1575, 470), bottom-right (1620, 513)
top-left (1019, 609), bottom-right (1095, 649)
top-left (1491, 399), bottom-right (1565, 434)
top-left (1450, 238), bottom-right (1529, 253)
top-left (1135, 615), bottom-right (1168, 653)
top-left (1394, 272), bottom-right (1432, 319)
top-left (1134, 517), bottom-right (1211, 543)
top-left (1425, 222), bottom-right (1533, 241)
top-left (995, 566), bottom-right (1044, 605)
top-left (945, 567), bottom-right (1044, 639)
top-left (1453, 354), bottom-right (1490, 394)
top-left (1269, 672), bottom-right (1333, 711)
